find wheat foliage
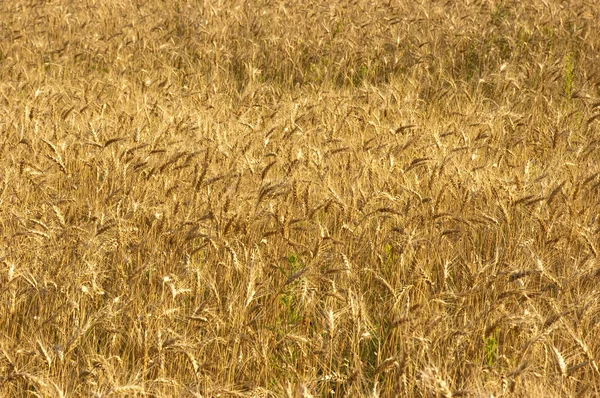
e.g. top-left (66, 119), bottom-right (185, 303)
top-left (1, 0), bottom-right (600, 396)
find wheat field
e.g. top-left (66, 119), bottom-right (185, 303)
top-left (1, 0), bottom-right (599, 396)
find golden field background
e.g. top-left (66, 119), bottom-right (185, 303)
top-left (1, 0), bottom-right (600, 396)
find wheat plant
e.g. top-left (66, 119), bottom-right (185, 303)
top-left (1, 0), bottom-right (599, 396)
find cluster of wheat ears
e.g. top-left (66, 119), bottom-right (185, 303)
top-left (1, 0), bottom-right (600, 396)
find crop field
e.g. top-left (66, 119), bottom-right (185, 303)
top-left (1, 0), bottom-right (600, 396)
